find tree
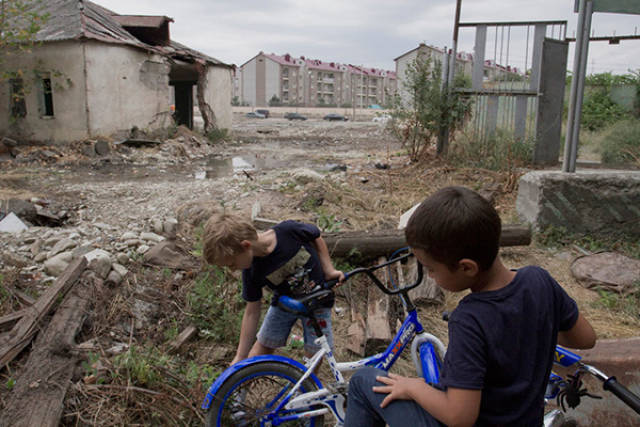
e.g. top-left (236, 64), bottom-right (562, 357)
top-left (390, 56), bottom-right (471, 161)
top-left (268, 94), bottom-right (282, 107)
top-left (1, 0), bottom-right (50, 120)
top-left (1, 0), bottom-right (49, 77)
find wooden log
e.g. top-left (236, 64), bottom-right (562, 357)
top-left (324, 224), bottom-right (531, 259)
top-left (1, 269), bottom-right (94, 426)
top-left (0, 257), bottom-right (87, 367)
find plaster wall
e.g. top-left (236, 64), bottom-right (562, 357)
top-left (0, 41), bottom-right (89, 143)
top-left (242, 59), bottom-right (257, 106)
top-left (84, 42), bottom-right (171, 137)
top-left (265, 59), bottom-right (280, 105)
top-left (203, 66), bottom-right (232, 130)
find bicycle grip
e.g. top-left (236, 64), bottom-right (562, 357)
top-left (603, 377), bottom-right (640, 415)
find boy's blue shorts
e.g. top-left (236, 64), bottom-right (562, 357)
top-left (257, 305), bottom-right (333, 354)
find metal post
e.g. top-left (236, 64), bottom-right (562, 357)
top-left (568, 0), bottom-right (593, 172)
top-left (447, 0), bottom-right (462, 88)
top-left (562, 0), bottom-right (587, 172)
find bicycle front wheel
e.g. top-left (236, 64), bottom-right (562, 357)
top-left (206, 361), bottom-right (325, 427)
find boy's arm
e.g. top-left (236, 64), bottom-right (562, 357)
top-left (312, 236), bottom-right (344, 281)
top-left (375, 373), bottom-right (481, 427)
top-left (558, 313), bottom-right (596, 349)
top-left (230, 300), bottom-right (262, 365)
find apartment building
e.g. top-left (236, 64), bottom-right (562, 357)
top-left (394, 43), bottom-right (523, 103)
top-left (238, 52), bottom-right (397, 107)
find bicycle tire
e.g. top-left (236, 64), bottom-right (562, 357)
top-left (206, 361), bottom-right (325, 427)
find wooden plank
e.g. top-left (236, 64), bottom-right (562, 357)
top-left (405, 257), bottom-right (444, 305)
top-left (0, 257), bottom-right (86, 367)
top-left (346, 306), bottom-right (366, 356)
top-left (0, 309), bottom-right (27, 332)
top-left (169, 325), bottom-right (198, 353)
top-left (323, 225), bottom-right (531, 259)
top-left (1, 269), bottom-right (93, 426)
top-left (365, 257), bottom-right (393, 354)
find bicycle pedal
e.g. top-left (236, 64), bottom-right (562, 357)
top-left (326, 382), bottom-right (348, 394)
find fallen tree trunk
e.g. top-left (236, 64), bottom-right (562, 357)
top-left (1, 269), bottom-right (94, 426)
top-left (324, 224), bottom-right (530, 259)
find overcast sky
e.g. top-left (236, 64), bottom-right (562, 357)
top-left (96, 0), bottom-right (640, 75)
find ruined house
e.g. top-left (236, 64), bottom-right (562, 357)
top-left (0, 0), bottom-right (233, 143)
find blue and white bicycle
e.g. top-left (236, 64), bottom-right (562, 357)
top-left (201, 252), bottom-right (640, 426)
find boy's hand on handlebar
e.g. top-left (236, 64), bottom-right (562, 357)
top-left (325, 269), bottom-right (345, 286)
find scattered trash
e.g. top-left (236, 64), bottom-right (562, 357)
top-left (0, 212), bottom-right (28, 233)
top-left (374, 162), bottom-right (390, 170)
top-left (288, 334), bottom-right (304, 349)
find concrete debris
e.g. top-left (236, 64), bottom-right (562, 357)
top-left (571, 252), bottom-right (640, 294)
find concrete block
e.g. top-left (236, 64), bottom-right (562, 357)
top-left (516, 170), bottom-right (640, 238)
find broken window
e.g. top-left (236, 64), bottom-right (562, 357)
top-left (9, 78), bottom-right (26, 118)
top-left (38, 74), bottom-right (54, 117)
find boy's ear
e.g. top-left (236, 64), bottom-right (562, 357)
top-left (458, 258), bottom-right (479, 276)
top-left (240, 240), bottom-right (252, 250)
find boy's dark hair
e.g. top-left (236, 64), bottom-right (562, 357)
top-left (405, 186), bottom-right (501, 271)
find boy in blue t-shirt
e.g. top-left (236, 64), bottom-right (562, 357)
top-left (202, 213), bottom-right (344, 365)
top-left (345, 186), bottom-right (596, 427)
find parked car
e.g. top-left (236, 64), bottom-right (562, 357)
top-left (323, 113), bottom-right (348, 121)
top-left (255, 109), bottom-right (270, 118)
top-left (372, 113), bottom-right (391, 123)
top-left (245, 111), bottom-right (266, 118)
top-left (284, 112), bottom-right (307, 121)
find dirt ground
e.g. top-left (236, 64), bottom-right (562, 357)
top-left (0, 115), bottom-right (638, 424)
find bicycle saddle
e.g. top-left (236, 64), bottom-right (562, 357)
top-left (277, 288), bottom-right (333, 316)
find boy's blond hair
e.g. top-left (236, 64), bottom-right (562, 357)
top-left (202, 212), bottom-right (258, 264)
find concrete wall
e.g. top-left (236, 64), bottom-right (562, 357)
top-left (0, 41), bottom-right (89, 143)
top-left (204, 66), bottom-right (232, 130)
top-left (85, 41), bottom-right (171, 138)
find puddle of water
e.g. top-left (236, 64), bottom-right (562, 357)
top-left (194, 155), bottom-right (291, 179)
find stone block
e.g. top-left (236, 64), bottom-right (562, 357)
top-left (516, 170), bottom-right (640, 238)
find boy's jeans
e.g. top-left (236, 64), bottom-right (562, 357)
top-left (344, 367), bottom-right (444, 427)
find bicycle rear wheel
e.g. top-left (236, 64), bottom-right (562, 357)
top-left (206, 361), bottom-right (325, 427)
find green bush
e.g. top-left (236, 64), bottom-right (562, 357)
top-left (599, 119), bottom-right (640, 166)
top-left (581, 90), bottom-right (629, 131)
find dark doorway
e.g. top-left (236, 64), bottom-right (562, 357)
top-left (171, 82), bottom-right (194, 128)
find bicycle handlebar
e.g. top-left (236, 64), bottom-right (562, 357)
top-left (603, 376), bottom-right (640, 415)
top-left (323, 252), bottom-right (424, 295)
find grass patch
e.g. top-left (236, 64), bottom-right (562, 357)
top-left (206, 127), bottom-right (230, 144)
top-left (186, 266), bottom-right (243, 342)
top-left (536, 225), bottom-right (640, 259)
top-left (599, 119), bottom-right (640, 166)
top-left (591, 283), bottom-right (640, 318)
top-left (448, 129), bottom-right (534, 172)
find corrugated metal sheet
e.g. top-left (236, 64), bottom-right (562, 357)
top-left (112, 15), bottom-right (173, 28)
top-left (27, 0), bottom-right (230, 67)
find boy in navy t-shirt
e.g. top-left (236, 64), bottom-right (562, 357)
top-left (345, 186), bottom-right (596, 427)
top-left (202, 213), bottom-right (344, 365)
